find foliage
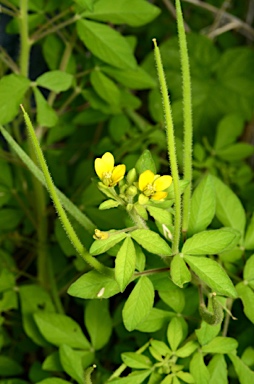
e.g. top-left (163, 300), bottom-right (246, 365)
top-left (0, 0), bottom-right (254, 383)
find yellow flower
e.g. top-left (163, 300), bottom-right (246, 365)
top-left (138, 170), bottom-right (172, 201)
top-left (95, 152), bottom-right (126, 187)
top-left (93, 229), bottom-right (109, 240)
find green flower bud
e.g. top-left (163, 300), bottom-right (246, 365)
top-left (126, 168), bottom-right (137, 185)
top-left (126, 203), bottom-right (134, 211)
top-left (138, 193), bottom-right (149, 205)
top-left (126, 185), bottom-right (138, 197)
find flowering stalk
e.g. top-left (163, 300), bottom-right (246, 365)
top-left (21, 106), bottom-right (113, 277)
top-left (153, 39), bottom-right (181, 255)
top-left (176, 0), bottom-right (193, 234)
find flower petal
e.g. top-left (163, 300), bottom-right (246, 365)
top-left (112, 164), bottom-right (126, 184)
top-left (154, 175), bottom-right (172, 191)
top-left (94, 152), bottom-right (114, 179)
top-left (152, 191), bottom-right (168, 201)
top-left (138, 170), bottom-right (155, 191)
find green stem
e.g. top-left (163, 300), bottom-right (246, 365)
top-left (153, 39), bottom-right (181, 255)
top-left (128, 208), bottom-right (148, 229)
top-left (21, 106), bottom-right (113, 277)
top-left (19, 0), bottom-right (31, 77)
top-left (175, 0), bottom-right (193, 234)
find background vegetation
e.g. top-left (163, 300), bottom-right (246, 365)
top-left (0, 0), bottom-right (254, 383)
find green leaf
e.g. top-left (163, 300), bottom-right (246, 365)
top-left (135, 308), bottom-right (173, 332)
top-left (167, 317), bottom-right (183, 351)
top-left (68, 270), bottom-right (120, 299)
top-left (228, 353), bottom-right (254, 384)
top-left (59, 345), bottom-right (84, 384)
top-left (82, 0), bottom-right (160, 27)
top-left (0, 159), bottom-right (13, 187)
top-left (208, 355), bottom-right (228, 384)
top-left (236, 282), bottom-right (254, 323)
top-left (77, 19), bottom-right (137, 69)
top-left (109, 370), bottom-right (151, 384)
top-left (102, 65), bottom-right (156, 90)
top-left (184, 255), bottom-right (238, 298)
top-left (188, 174), bottom-right (216, 236)
top-left (212, 176), bottom-right (246, 238)
top-left (19, 284), bottom-right (55, 347)
top-left (217, 143), bottom-right (254, 162)
top-left (190, 352), bottom-right (210, 384)
top-left (131, 229), bottom-right (171, 256)
top-left (0, 268), bottom-right (15, 293)
top-left (122, 276), bottom-right (154, 331)
top-left (90, 69), bottom-right (121, 107)
top-left (244, 214), bottom-right (254, 250)
top-left (89, 232), bottom-right (126, 255)
top-left (34, 312), bottom-right (90, 349)
top-left (244, 254), bottom-right (254, 289)
top-left (214, 114), bottom-right (245, 150)
top-left (36, 71), bottom-right (73, 92)
top-left (175, 341), bottom-right (198, 358)
top-left (158, 283), bottom-right (185, 313)
top-left (150, 340), bottom-right (171, 357)
top-left (121, 352), bottom-right (152, 369)
top-left (147, 206), bottom-right (172, 226)
top-left (85, 300), bottom-right (112, 350)
top-left (176, 372), bottom-right (195, 384)
top-left (37, 379), bottom-right (70, 384)
top-left (195, 320), bottom-right (220, 346)
top-left (135, 243), bottom-right (146, 272)
top-left (115, 237), bottom-right (136, 292)
top-left (182, 228), bottom-right (240, 255)
top-left (75, 0), bottom-right (94, 11)
top-left (42, 352), bottom-right (62, 371)
top-left (99, 199), bottom-right (120, 210)
top-left (135, 149), bottom-right (157, 174)
top-left (0, 356), bottom-right (23, 376)
top-left (0, 74), bottom-right (30, 125)
top-left (170, 254), bottom-right (191, 288)
top-left (33, 87), bottom-right (58, 127)
top-left (0, 208), bottom-right (23, 230)
top-left (202, 336), bottom-right (238, 354)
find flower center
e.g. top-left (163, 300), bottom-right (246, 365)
top-left (143, 183), bottom-right (155, 197)
top-left (102, 171), bottom-right (113, 186)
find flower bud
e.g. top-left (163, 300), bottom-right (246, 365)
top-left (138, 193), bottom-right (149, 205)
top-left (126, 168), bottom-right (137, 185)
top-left (126, 185), bottom-right (138, 197)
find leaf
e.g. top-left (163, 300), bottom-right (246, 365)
top-left (99, 199), bottom-right (120, 210)
top-left (36, 70), bottom-right (73, 92)
top-left (34, 312), bottom-right (90, 349)
top-left (0, 356), bottom-right (23, 376)
top-left (82, 0), bottom-right (160, 27)
top-left (0, 74), bottom-right (30, 125)
top-left (244, 254), bottom-right (254, 289)
top-left (68, 270), bottom-right (120, 299)
top-left (175, 341), bottom-right (198, 358)
top-left (182, 228), bottom-right (240, 255)
top-left (236, 282), bottom-right (254, 323)
top-left (167, 317), bottom-right (183, 351)
top-left (214, 114), bottom-right (245, 150)
top-left (0, 268), bottom-right (15, 293)
top-left (109, 370), bottom-right (151, 384)
top-left (33, 87), bottom-right (58, 127)
top-left (188, 174), bottom-right (216, 235)
top-left (74, 0), bottom-right (94, 11)
top-left (85, 300), bottom-right (112, 350)
top-left (0, 208), bottom-right (23, 230)
top-left (212, 176), bottom-right (246, 238)
top-left (228, 353), bottom-right (254, 384)
top-left (122, 276), bottom-right (154, 331)
top-left (102, 65), bottom-right (156, 90)
top-left (190, 352), bottom-right (210, 384)
top-left (19, 284), bottom-right (55, 347)
top-left (115, 237), bottom-right (136, 292)
top-left (77, 19), bottom-right (137, 69)
top-left (217, 143), bottom-right (254, 162)
top-left (184, 255), bottom-right (238, 298)
top-left (158, 283), bottom-right (185, 313)
top-left (90, 70), bottom-right (121, 107)
top-left (244, 213), bottom-right (254, 250)
top-left (121, 352), bottom-right (152, 369)
top-left (135, 308), bottom-right (173, 332)
top-left (135, 149), bottom-right (157, 174)
top-left (195, 321), bottom-right (220, 346)
top-left (37, 379), bottom-right (70, 384)
top-left (208, 355), bottom-right (228, 384)
top-left (147, 206), bottom-right (172, 226)
top-left (202, 336), bottom-right (238, 354)
top-left (89, 232), bottom-right (126, 255)
top-left (59, 345), bottom-right (84, 384)
top-left (170, 254), bottom-right (191, 288)
top-left (42, 351), bottom-right (62, 371)
top-left (131, 229), bottom-right (171, 256)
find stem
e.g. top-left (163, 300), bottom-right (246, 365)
top-left (153, 39), bottom-right (181, 255)
top-left (19, 0), bottom-right (31, 77)
top-left (21, 106), bottom-right (113, 277)
top-left (129, 208), bottom-right (148, 229)
top-left (175, 0), bottom-right (193, 234)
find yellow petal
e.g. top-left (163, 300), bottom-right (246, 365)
top-left (112, 164), bottom-right (126, 184)
top-left (153, 175), bottom-right (172, 191)
top-left (94, 152), bottom-right (114, 179)
top-left (138, 170), bottom-right (155, 191)
top-left (151, 191), bottom-right (168, 201)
